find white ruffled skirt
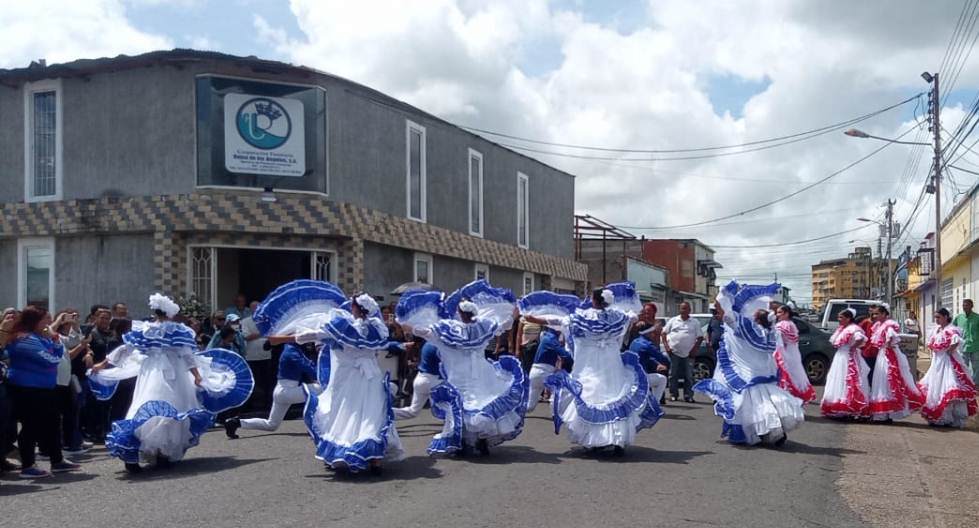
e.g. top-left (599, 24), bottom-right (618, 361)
top-left (820, 348), bottom-right (871, 418)
top-left (918, 350), bottom-right (978, 427)
top-left (868, 347), bottom-right (924, 421)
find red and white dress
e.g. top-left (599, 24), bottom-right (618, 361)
top-left (918, 325), bottom-right (977, 427)
top-left (821, 324), bottom-right (871, 418)
top-left (774, 320), bottom-right (816, 402)
top-left (868, 319), bottom-right (924, 421)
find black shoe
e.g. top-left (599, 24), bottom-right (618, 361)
top-left (125, 463), bottom-right (142, 474)
top-left (774, 433), bottom-right (788, 448)
top-left (684, 397), bottom-right (695, 404)
top-left (476, 439), bottom-right (490, 456)
top-left (224, 418), bottom-right (240, 439)
top-left (612, 446), bottom-right (625, 457)
top-left (456, 444), bottom-right (473, 458)
top-left (0, 459), bottom-right (18, 472)
top-left (659, 396), bottom-right (667, 405)
top-left (156, 456), bottom-right (171, 469)
top-left (369, 463), bottom-right (383, 476)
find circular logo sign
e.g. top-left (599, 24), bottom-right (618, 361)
top-left (235, 97), bottom-right (292, 150)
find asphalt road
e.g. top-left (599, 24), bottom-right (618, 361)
top-left (1, 400), bottom-right (867, 528)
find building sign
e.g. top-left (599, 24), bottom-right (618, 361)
top-left (224, 93), bottom-right (305, 176)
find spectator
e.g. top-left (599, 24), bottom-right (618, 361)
top-left (107, 318), bottom-right (135, 423)
top-left (662, 301), bottom-right (703, 403)
top-left (80, 304), bottom-right (110, 335)
top-left (111, 303), bottom-right (128, 320)
top-left (226, 294), bottom-right (252, 319)
top-left (628, 307), bottom-right (670, 404)
top-left (200, 310), bottom-right (226, 347)
top-left (707, 308), bottom-right (724, 356)
top-left (52, 309), bottom-right (91, 456)
top-left (857, 311), bottom-right (878, 385)
top-left (0, 308), bottom-right (18, 474)
top-left (241, 303), bottom-right (273, 411)
top-left (3, 306), bottom-right (81, 478)
top-left (953, 299), bottom-right (979, 385)
top-left (904, 310), bottom-right (921, 335)
top-left (209, 324), bottom-right (247, 356)
top-left (80, 308), bottom-right (114, 443)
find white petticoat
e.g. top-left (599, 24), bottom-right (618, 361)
top-left (918, 349), bottom-right (977, 427)
top-left (820, 346), bottom-right (870, 418)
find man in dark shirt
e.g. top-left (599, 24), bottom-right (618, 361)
top-left (707, 309), bottom-right (724, 355)
top-left (79, 309), bottom-right (114, 443)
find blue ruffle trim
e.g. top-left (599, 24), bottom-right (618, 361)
top-left (322, 313), bottom-right (390, 349)
top-left (545, 351), bottom-right (653, 431)
top-left (197, 348), bottom-right (255, 413)
top-left (431, 318), bottom-right (499, 349)
top-left (518, 291), bottom-right (582, 318)
top-left (395, 290), bottom-right (445, 328)
top-left (87, 375), bottom-right (119, 401)
top-left (253, 280), bottom-right (347, 336)
top-left (693, 378), bottom-right (737, 420)
top-left (123, 322), bottom-right (198, 351)
top-left (105, 400), bottom-right (214, 464)
top-left (724, 281), bottom-right (781, 313)
top-left (440, 279), bottom-right (516, 319)
top-left (568, 309), bottom-right (630, 339)
top-left (722, 422), bottom-right (749, 444)
top-left (427, 383), bottom-right (465, 454)
top-left (715, 337), bottom-right (779, 393)
top-left (317, 347), bottom-right (331, 387)
top-left (303, 373), bottom-right (397, 472)
top-left (427, 355), bottom-right (527, 453)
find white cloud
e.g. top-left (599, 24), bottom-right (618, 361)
top-left (0, 0), bottom-right (172, 69)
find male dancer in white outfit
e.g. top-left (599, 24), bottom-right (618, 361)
top-left (225, 342), bottom-right (318, 437)
top-left (393, 342), bottom-right (442, 419)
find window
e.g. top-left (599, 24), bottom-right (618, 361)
top-left (24, 80), bottom-right (62, 201)
top-left (522, 272), bottom-right (535, 295)
top-left (414, 253), bottom-right (433, 284)
top-left (190, 247), bottom-right (216, 310)
top-left (311, 252), bottom-right (334, 282)
top-left (517, 172), bottom-right (529, 248)
top-left (941, 278), bottom-right (953, 309)
top-left (468, 149), bottom-right (484, 236)
top-left (17, 238), bottom-right (55, 311)
top-left (406, 121), bottom-right (427, 221)
top-left (474, 263), bottom-right (490, 281)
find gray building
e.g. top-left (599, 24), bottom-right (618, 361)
top-left (0, 50), bottom-right (586, 316)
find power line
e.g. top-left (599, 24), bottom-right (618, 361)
top-left (612, 124), bottom-right (918, 230)
top-left (709, 225), bottom-right (873, 249)
top-left (463, 94), bottom-right (920, 157)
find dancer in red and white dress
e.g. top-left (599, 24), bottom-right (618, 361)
top-left (918, 308), bottom-right (978, 428)
top-left (867, 304), bottom-right (924, 421)
top-left (773, 305), bottom-right (816, 402)
top-left (821, 309), bottom-right (871, 418)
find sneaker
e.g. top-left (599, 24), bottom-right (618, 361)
top-left (224, 417), bottom-right (241, 439)
top-left (36, 453), bottom-right (50, 461)
top-left (669, 396), bottom-right (678, 402)
top-left (80, 440), bottom-right (95, 450)
top-left (684, 396), bottom-right (695, 404)
top-left (19, 466), bottom-right (52, 479)
top-left (64, 446), bottom-right (90, 456)
top-left (51, 461), bottom-right (82, 473)
top-left (0, 459), bottom-right (18, 472)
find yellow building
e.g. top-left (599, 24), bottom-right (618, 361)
top-left (939, 185), bottom-right (979, 311)
top-left (810, 247), bottom-right (884, 312)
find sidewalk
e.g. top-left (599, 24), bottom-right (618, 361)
top-left (836, 355), bottom-right (979, 528)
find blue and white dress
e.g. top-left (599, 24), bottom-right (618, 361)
top-left (88, 321), bottom-right (253, 465)
top-left (693, 282), bottom-right (805, 445)
top-left (396, 280), bottom-right (527, 454)
top-left (519, 283), bottom-right (664, 449)
top-left (253, 280), bottom-right (403, 472)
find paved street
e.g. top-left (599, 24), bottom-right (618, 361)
top-left (1, 398), bottom-right (886, 528)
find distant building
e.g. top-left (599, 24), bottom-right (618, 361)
top-left (810, 246), bottom-right (893, 312)
top-left (897, 233), bottom-right (936, 325)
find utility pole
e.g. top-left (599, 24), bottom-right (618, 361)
top-left (876, 237), bottom-right (883, 299)
top-left (886, 199), bottom-right (895, 306)
top-left (926, 72), bottom-right (942, 310)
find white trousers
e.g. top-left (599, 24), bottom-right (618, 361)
top-left (647, 372), bottom-right (668, 401)
top-left (240, 380), bottom-right (312, 431)
top-left (394, 372), bottom-right (440, 420)
top-left (527, 363), bottom-right (557, 412)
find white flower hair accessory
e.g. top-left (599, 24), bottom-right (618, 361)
top-left (354, 293), bottom-right (380, 317)
top-left (148, 293), bottom-right (180, 318)
top-left (601, 289), bottom-right (615, 306)
top-left (841, 308), bottom-right (856, 318)
top-left (458, 300), bottom-right (479, 315)
top-left (879, 302), bottom-right (891, 313)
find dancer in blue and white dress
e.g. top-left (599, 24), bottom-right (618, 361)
top-left (257, 280), bottom-right (404, 475)
top-left (89, 294), bottom-right (254, 472)
top-left (520, 283), bottom-right (663, 456)
top-left (693, 282), bottom-right (805, 446)
top-left (396, 280), bottom-right (527, 456)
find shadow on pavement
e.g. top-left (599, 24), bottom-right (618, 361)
top-left (231, 432), bottom-right (310, 441)
top-left (778, 441), bottom-right (864, 457)
top-left (0, 482), bottom-right (48, 496)
top-left (592, 445), bottom-right (713, 464)
top-left (114, 456), bottom-right (273, 482)
top-left (304, 455), bottom-right (441, 483)
top-left (659, 413), bottom-right (696, 421)
top-left (459, 445), bottom-right (564, 465)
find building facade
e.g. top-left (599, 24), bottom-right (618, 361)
top-left (810, 246), bottom-right (892, 312)
top-left (0, 50), bottom-right (586, 315)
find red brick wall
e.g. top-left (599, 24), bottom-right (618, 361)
top-left (642, 240), bottom-right (696, 293)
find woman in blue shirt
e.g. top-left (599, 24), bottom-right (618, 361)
top-left (3, 306), bottom-right (81, 478)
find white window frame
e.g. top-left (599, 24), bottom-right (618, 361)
top-left (522, 271), bottom-right (535, 295)
top-left (17, 237), bottom-right (56, 310)
top-left (474, 263), bottom-right (490, 281)
top-left (517, 172), bottom-right (529, 249)
top-left (414, 253), bottom-right (434, 284)
top-left (24, 79), bottom-right (63, 202)
top-left (468, 148), bottom-right (484, 237)
top-left (406, 120), bottom-right (427, 222)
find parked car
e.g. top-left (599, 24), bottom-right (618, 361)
top-left (683, 316), bottom-right (834, 386)
top-left (819, 299), bottom-right (919, 377)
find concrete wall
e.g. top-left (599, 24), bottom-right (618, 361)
top-left (363, 242), bottom-right (414, 306)
top-left (0, 86), bottom-right (25, 203)
top-left (0, 240), bottom-right (16, 307)
top-left (54, 234), bottom-right (156, 316)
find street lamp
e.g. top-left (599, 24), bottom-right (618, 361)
top-left (843, 129), bottom-right (931, 146)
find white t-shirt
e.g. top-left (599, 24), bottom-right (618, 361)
top-left (663, 315), bottom-right (704, 358)
top-left (241, 317), bottom-right (270, 361)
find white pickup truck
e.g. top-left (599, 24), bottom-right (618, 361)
top-left (820, 299), bottom-right (921, 377)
